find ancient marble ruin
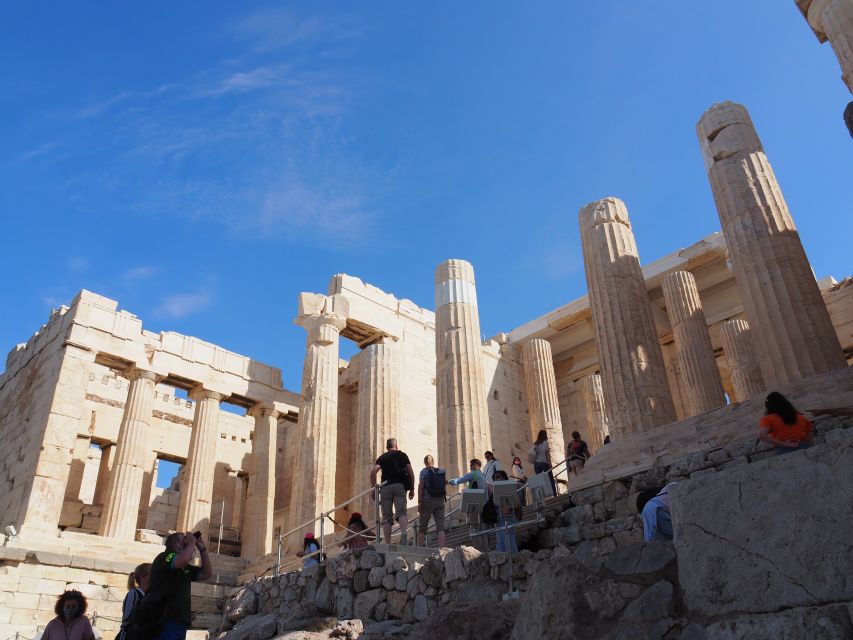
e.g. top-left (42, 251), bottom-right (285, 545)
top-left (1, 5), bottom-right (852, 634)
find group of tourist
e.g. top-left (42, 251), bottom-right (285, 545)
top-left (42, 531), bottom-right (214, 640)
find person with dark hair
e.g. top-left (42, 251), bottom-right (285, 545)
top-left (567, 431), bottom-right (591, 476)
top-left (531, 430), bottom-right (556, 495)
top-left (118, 563), bottom-right (151, 640)
top-left (343, 512), bottom-right (374, 551)
top-left (447, 459), bottom-right (490, 551)
top-left (369, 437), bottom-right (416, 546)
top-left (42, 590), bottom-right (95, 640)
top-left (417, 454), bottom-right (446, 548)
top-left (482, 450), bottom-right (503, 483)
top-left (297, 532), bottom-right (322, 566)
top-left (131, 531), bottom-right (213, 640)
top-left (759, 392), bottom-right (815, 454)
top-left (510, 456), bottom-right (527, 506)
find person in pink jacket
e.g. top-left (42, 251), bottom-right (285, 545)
top-left (41, 590), bottom-right (96, 640)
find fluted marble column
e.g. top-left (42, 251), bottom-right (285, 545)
top-left (242, 403), bottom-right (279, 559)
top-left (435, 259), bottom-right (491, 477)
top-left (662, 271), bottom-right (726, 417)
top-left (176, 388), bottom-right (222, 537)
top-left (799, 0), bottom-right (853, 94)
top-left (580, 373), bottom-right (609, 451)
top-left (353, 339), bottom-right (400, 515)
top-left (580, 198), bottom-right (677, 439)
top-left (288, 296), bottom-right (348, 540)
top-left (99, 368), bottom-right (157, 540)
top-left (720, 319), bottom-right (766, 402)
top-left (697, 102), bottom-right (846, 387)
top-left (522, 339), bottom-right (565, 461)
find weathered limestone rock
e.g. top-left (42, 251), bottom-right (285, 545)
top-left (226, 613), bottom-right (277, 640)
top-left (662, 271), bottom-right (726, 416)
top-left (579, 197), bottom-right (677, 438)
top-left (99, 368), bottom-right (157, 540)
top-left (704, 602), bottom-right (853, 639)
top-left (435, 259), bottom-right (491, 476)
top-left (408, 601), bottom-right (520, 640)
top-left (522, 338), bottom-right (566, 462)
top-left (242, 403), bottom-right (279, 559)
top-left (224, 586), bottom-right (258, 623)
top-left (353, 588), bottom-right (385, 620)
top-left (697, 102), bottom-right (846, 387)
top-left (672, 429), bottom-right (853, 616)
top-left (798, 0), bottom-right (853, 94)
top-left (288, 294), bottom-right (349, 540)
top-left (580, 373), bottom-right (609, 451)
top-left (719, 319), bottom-right (765, 403)
top-left (176, 387), bottom-right (222, 537)
top-left (353, 339), bottom-right (400, 515)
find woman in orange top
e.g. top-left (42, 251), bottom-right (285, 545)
top-left (758, 392), bottom-right (814, 454)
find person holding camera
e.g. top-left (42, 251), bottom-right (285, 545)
top-left (131, 531), bottom-right (213, 640)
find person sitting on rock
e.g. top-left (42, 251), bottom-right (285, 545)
top-left (343, 512), bottom-right (374, 551)
top-left (640, 483), bottom-right (677, 542)
top-left (758, 392), bottom-right (814, 454)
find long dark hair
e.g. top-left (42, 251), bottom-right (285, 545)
top-left (765, 392), bottom-right (798, 425)
top-left (54, 590), bottom-right (87, 618)
top-left (535, 429), bottom-right (548, 445)
top-left (304, 535), bottom-right (318, 552)
top-left (348, 513), bottom-right (368, 532)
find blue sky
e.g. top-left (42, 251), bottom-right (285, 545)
top-left (2, 1), bottom-right (852, 397)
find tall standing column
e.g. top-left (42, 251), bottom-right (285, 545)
top-left (662, 271), bottom-right (726, 417)
top-left (697, 102), bottom-right (846, 387)
top-left (435, 259), bottom-right (491, 477)
top-left (580, 197), bottom-right (677, 439)
top-left (92, 444), bottom-right (115, 506)
top-left (522, 339), bottom-right (565, 462)
top-left (176, 388), bottom-right (222, 538)
top-left (353, 339), bottom-right (400, 515)
top-left (720, 319), bottom-right (766, 402)
top-left (242, 404), bottom-right (279, 559)
top-left (288, 294), bottom-right (348, 541)
top-left (99, 368), bottom-right (158, 540)
top-left (798, 0), bottom-right (853, 94)
top-left (580, 373), bottom-right (609, 452)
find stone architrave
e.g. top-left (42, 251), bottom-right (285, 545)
top-left (288, 294), bottom-right (349, 542)
top-left (579, 197), bottom-right (677, 439)
top-left (242, 403), bottom-right (279, 559)
top-left (176, 387), bottom-right (223, 538)
top-left (798, 0), bottom-right (853, 94)
top-left (719, 319), bottom-right (766, 402)
top-left (662, 271), bottom-right (726, 417)
top-left (580, 373), bottom-right (609, 451)
top-left (522, 339), bottom-right (565, 462)
top-left (435, 259), bottom-right (491, 477)
top-left (99, 368), bottom-right (158, 540)
top-left (353, 338), bottom-right (400, 515)
top-left (697, 102), bottom-right (846, 387)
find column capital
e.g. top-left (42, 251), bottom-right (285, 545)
top-left (297, 313), bottom-right (348, 344)
top-left (189, 387), bottom-right (224, 402)
top-left (125, 367), bottom-right (159, 383)
top-left (248, 402), bottom-right (280, 420)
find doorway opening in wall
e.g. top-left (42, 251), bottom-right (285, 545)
top-left (156, 458), bottom-right (183, 490)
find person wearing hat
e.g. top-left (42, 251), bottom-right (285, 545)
top-left (297, 532), bottom-right (321, 567)
top-left (483, 450), bottom-right (503, 483)
top-left (343, 512), bottom-right (374, 551)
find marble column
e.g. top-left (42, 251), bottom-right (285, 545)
top-left (662, 270), bottom-right (726, 417)
top-left (697, 102), bottom-right (846, 387)
top-left (579, 197), bottom-right (677, 439)
top-left (92, 444), bottom-right (115, 506)
top-left (580, 373), bottom-right (609, 451)
top-left (435, 259), bottom-right (491, 477)
top-left (288, 294), bottom-right (348, 541)
top-left (522, 339), bottom-right (565, 462)
top-left (799, 0), bottom-right (853, 94)
top-left (720, 319), bottom-right (766, 403)
top-left (353, 338), bottom-right (400, 515)
top-left (99, 368), bottom-right (158, 540)
top-left (176, 388), bottom-right (223, 538)
top-left (242, 404), bottom-right (279, 559)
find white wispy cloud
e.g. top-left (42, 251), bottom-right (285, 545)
top-left (66, 257), bottom-right (90, 272)
top-left (122, 265), bottom-right (159, 281)
top-left (17, 141), bottom-right (59, 163)
top-left (233, 8), bottom-right (362, 53)
top-left (154, 291), bottom-right (212, 319)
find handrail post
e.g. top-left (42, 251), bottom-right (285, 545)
top-left (319, 512), bottom-right (325, 561)
top-left (374, 484), bottom-right (381, 544)
top-left (275, 533), bottom-right (282, 576)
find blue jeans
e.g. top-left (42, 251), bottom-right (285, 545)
top-left (154, 621), bottom-right (189, 640)
top-left (496, 512), bottom-right (518, 554)
top-left (776, 443), bottom-right (812, 456)
top-left (654, 508), bottom-right (673, 541)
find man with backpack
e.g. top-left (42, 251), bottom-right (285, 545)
top-left (567, 431), bottom-right (592, 476)
top-left (369, 438), bottom-right (416, 546)
top-left (416, 454), bottom-right (446, 547)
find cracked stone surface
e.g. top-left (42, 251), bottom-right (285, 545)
top-left (671, 429), bottom-right (853, 616)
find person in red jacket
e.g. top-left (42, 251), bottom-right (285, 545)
top-left (758, 392), bottom-right (814, 454)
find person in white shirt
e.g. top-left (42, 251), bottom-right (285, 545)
top-left (482, 450), bottom-right (503, 483)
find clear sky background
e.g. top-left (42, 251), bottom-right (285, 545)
top-left (2, 1), bottom-right (852, 396)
